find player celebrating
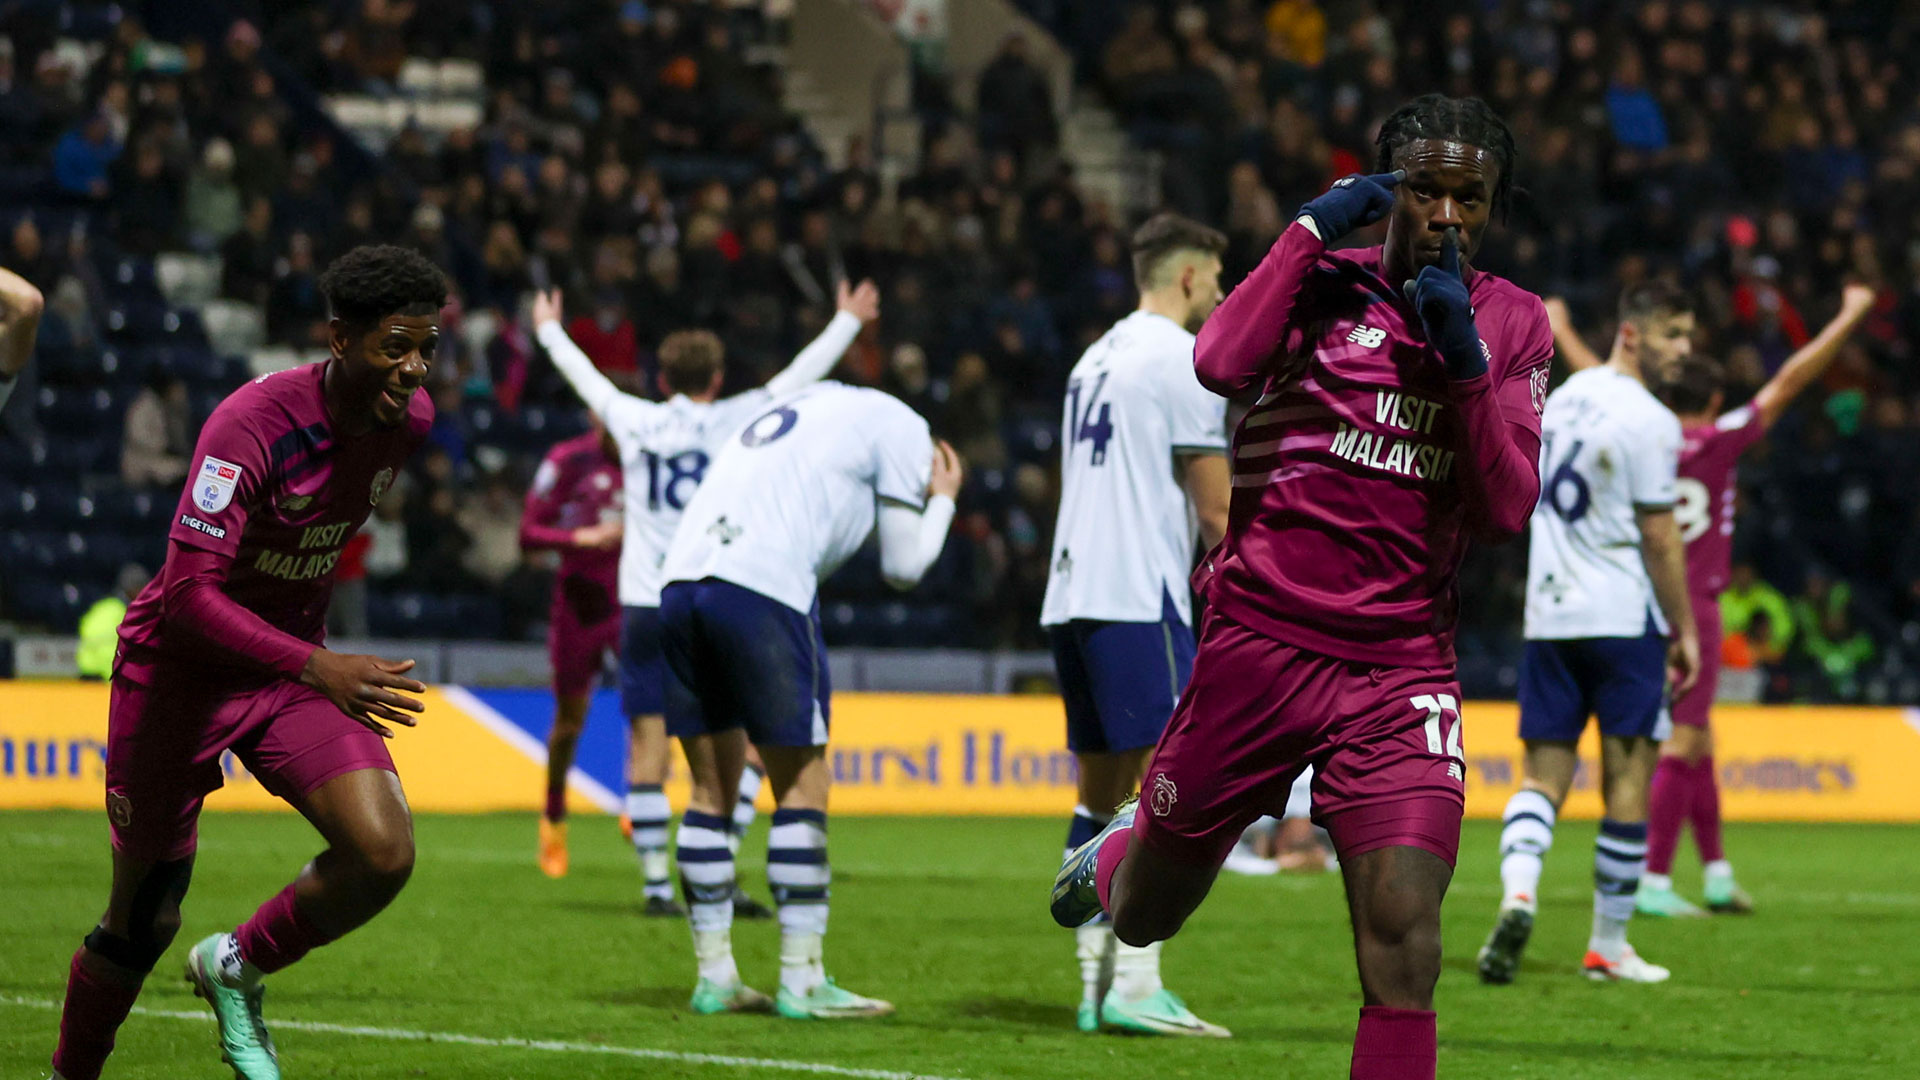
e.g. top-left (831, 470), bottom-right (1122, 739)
top-left (659, 382), bottom-right (962, 1019)
top-left (0, 263), bottom-right (44, 415)
top-left (48, 246), bottom-right (446, 1080)
top-left (520, 414), bottom-right (625, 877)
top-left (1052, 94), bottom-right (1551, 1079)
top-left (1040, 213), bottom-right (1232, 1037)
top-left (531, 282), bottom-right (876, 913)
top-left (1477, 282), bottom-right (1700, 987)
top-left (1545, 283), bottom-right (1877, 917)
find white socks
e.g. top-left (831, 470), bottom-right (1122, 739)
top-left (1498, 789), bottom-right (1557, 910)
top-left (628, 785), bottom-right (673, 901)
top-left (1111, 940), bottom-right (1164, 1002)
top-left (1075, 923), bottom-right (1114, 1005)
top-left (1589, 819), bottom-right (1648, 962)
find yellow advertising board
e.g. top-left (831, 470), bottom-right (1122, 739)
top-left (4, 682), bottom-right (1918, 822)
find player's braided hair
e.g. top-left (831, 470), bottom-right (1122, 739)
top-left (1374, 94), bottom-right (1517, 220)
top-left (319, 244), bottom-right (449, 327)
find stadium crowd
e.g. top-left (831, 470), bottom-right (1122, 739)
top-left (1, 0), bottom-right (1917, 701)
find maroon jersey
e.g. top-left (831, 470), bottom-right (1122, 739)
top-left (1193, 223), bottom-right (1553, 667)
top-left (119, 362), bottom-right (433, 677)
top-left (521, 431), bottom-right (622, 615)
top-left (1677, 404), bottom-right (1766, 600)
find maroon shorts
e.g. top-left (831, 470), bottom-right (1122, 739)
top-left (1670, 599), bottom-right (1721, 729)
top-left (549, 578), bottom-right (621, 697)
top-left (105, 663), bottom-right (395, 863)
top-left (1133, 610), bottom-right (1468, 869)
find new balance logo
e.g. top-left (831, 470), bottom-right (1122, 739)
top-left (1347, 324), bottom-right (1387, 348)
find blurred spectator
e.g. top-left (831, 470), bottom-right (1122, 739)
top-left (52, 111), bottom-right (118, 198)
top-left (221, 196), bottom-right (277, 307)
top-left (112, 138), bottom-right (180, 254)
top-left (329, 531), bottom-right (373, 639)
top-left (76, 563), bottom-right (150, 680)
top-left (976, 34), bottom-right (1057, 166)
top-left (362, 483), bottom-right (411, 584)
top-left (456, 471), bottom-right (526, 587)
top-left (184, 138), bottom-right (244, 251)
top-left (566, 289), bottom-right (640, 375)
top-left (265, 232), bottom-right (328, 346)
top-left (1722, 563), bottom-right (1796, 655)
top-left (1792, 573), bottom-right (1875, 701)
top-left (120, 370), bottom-right (191, 488)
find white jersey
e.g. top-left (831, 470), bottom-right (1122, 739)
top-left (536, 313), bottom-right (860, 607)
top-left (1524, 365), bottom-right (1682, 640)
top-left (662, 382), bottom-right (933, 614)
top-left (1040, 310), bottom-right (1226, 627)
top-left (598, 390), bottom-right (781, 607)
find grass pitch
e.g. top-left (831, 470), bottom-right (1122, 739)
top-left (2, 812), bottom-right (1914, 1079)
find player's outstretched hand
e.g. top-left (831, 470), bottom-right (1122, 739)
top-left (572, 519), bottom-right (623, 550)
top-left (531, 288), bottom-right (564, 330)
top-left (837, 278), bottom-right (881, 324)
top-left (1542, 296), bottom-right (1573, 336)
top-left (1297, 169), bottom-right (1404, 241)
top-left (929, 439), bottom-right (965, 500)
top-left (1839, 282), bottom-right (1876, 317)
top-left (1404, 228), bottom-right (1484, 379)
top-left (301, 650), bottom-right (428, 738)
top-left (1667, 631), bottom-right (1701, 699)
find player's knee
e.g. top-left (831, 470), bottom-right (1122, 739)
top-left (353, 830), bottom-right (416, 894)
top-left (83, 917), bottom-right (178, 975)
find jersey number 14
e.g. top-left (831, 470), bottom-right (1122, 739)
top-left (1066, 373), bottom-right (1115, 466)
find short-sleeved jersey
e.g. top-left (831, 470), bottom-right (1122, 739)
top-left (1677, 404), bottom-right (1766, 600)
top-left (1523, 365), bottom-right (1683, 640)
top-left (599, 389), bottom-right (782, 607)
top-left (1203, 243), bottom-right (1553, 668)
top-left (527, 431), bottom-right (623, 589)
top-left (661, 382), bottom-right (933, 615)
top-left (119, 361), bottom-right (433, 670)
top-left (1041, 310), bottom-right (1226, 627)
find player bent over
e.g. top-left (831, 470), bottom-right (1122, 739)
top-left (1545, 283), bottom-right (1877, 917)
top-left (49, 246), bottom-right (447, 1080)
top-left (532, 284), bottom-right (873, 913)
top-left (659, 382), bottom-right (962, 1018)
top-left (1479, 283), bottom-right (1700, 986)
top-left (1040, 213), bottom-right (1232, 1036)
top-left (1053, 95), bottom-right (1551, 1079)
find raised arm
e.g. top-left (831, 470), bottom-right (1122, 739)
top-left (1543, 297), bottom-right (1603, 372)
top-left (878, 440), bottom-right (963, 590)
top-left (0, 265), bottom-right (45, 410)
top-left (764, 278), bottom-right (879, 397)
top-left (1194, 171), bottom-right (1403, 396)
top-left (1751, 283), bottom-right (1876, 428)
top-left (531, 289), bottom-right (635, 422)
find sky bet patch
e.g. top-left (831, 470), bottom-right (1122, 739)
top-left (194, 456), bottom-right (242, 514)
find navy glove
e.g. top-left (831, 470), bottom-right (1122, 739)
top-left (1297, 170), bottom-right (1404, 241)
top-left (1403, 228), bottom-right (1487, 380)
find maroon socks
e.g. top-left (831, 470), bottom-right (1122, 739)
top-left (235, 884), bottom-right (336, 974)
top-left (51, 951), bottom-right (142, 1080)
top-left (1351, 1005), bottom-right (1436, 1080)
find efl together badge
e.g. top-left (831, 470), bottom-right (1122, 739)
top-left (194, 456), bottom-right (242, 514)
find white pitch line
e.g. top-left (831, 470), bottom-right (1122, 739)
top-left (0, 995), bottom-right (969, 1080)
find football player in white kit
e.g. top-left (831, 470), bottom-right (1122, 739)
top-left (1478, 281), bottom-right (1700, 986)
top-left (1039, 213), bottom-right (1232, 1037)
top-left (655, 381), bottom-right (963, 1019)
top-left (531, 283), bottom-right (878, 914)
